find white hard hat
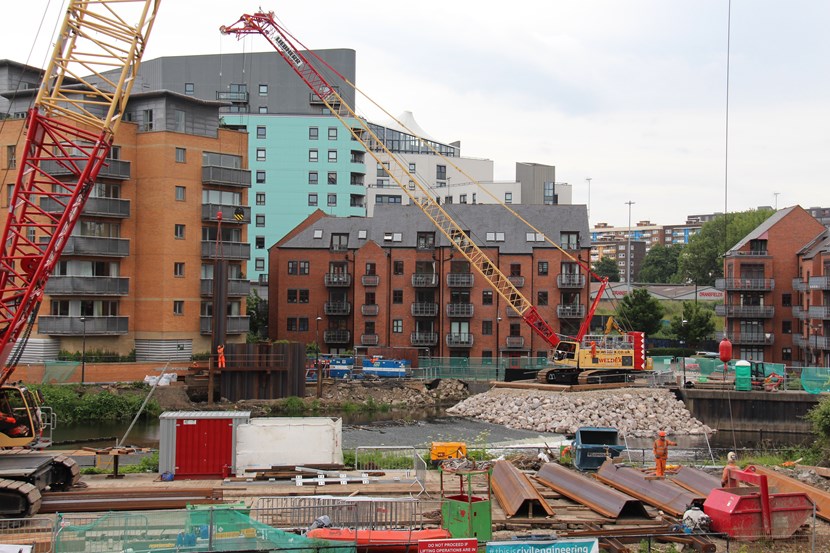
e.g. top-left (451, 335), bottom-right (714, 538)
top-left (727, 451), bottom-right (737, 462)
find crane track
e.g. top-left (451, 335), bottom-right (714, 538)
top-left (40, 487), bottom-right (225, 513)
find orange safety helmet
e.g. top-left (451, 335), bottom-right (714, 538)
top-left (658, 431), bottom-right (667, 437)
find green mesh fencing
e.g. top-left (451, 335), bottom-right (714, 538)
top-left (55, 507), bottom-right (356, 553)
top-left (801, 367), bottom-right (830, 394)
top-left (42, 361), bottom-right (79, 384)
top-left (649, 356), bottom-right (673, 369)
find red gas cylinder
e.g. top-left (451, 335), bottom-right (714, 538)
top-left (719, 337), bottom-right (732, 363)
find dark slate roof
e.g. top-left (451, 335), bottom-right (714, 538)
top-left (728, 207), bottom-right (793, 252)
top-left (799, 229), bottom-right (830, 259)
top-left (279, 203), bottom-right (589, 254)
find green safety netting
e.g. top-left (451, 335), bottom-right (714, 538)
top-left (649, 356), bottom-right (673, 369)
top-left (55, 507), bottom-right (356, 553)
top-left (801, 367), bottom-right (830, 394)
top-left (42, 361), bottom-right (79, 384)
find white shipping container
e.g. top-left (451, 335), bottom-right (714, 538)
top-left (235, 417), bottom-right (343, 475)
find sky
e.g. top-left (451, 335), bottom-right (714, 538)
top-left (3, 0), bottom-right (829, 228)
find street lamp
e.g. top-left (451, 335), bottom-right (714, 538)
top-left (625, 201), bottom-right (635, 285)
top-left (315, 316), bottom-right (323, 398)
top-left (585, 178), bottom-right (592, 221)
top-left (79, 316), bottom-right (87, 384)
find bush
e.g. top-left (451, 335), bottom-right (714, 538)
top-left (36, 384), bottom-right (161, 425)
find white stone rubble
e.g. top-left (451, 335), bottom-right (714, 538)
top-left (446, 387), bottom-right (712, 437)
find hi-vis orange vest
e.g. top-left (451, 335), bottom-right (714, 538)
top-left (653, 439), bottom-right (669, 459)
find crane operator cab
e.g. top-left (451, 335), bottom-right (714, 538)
top-left (553, 341), bottom-right (578, 365)
top-left (0, 386), bottom-right (51, 449)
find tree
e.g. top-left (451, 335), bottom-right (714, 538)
top-left (615, 288), bottom-right (664, 336)
top-left (246, 290), bottom-right (269, 342)
top-left (637, 244), bottom-right (683, 283)
top-left (677, 208), bottom-right (776, 286)
top-left (592, 257), bottom-right (620, 282)
top-left (669, 302), bottom-right (715, 348)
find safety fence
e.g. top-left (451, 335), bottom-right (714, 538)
top-left (0, 516), bottom-right (55, 553)
top-left (353, 446), bottom-right (428, 495)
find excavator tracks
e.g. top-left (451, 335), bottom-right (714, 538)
top-left (49, 455), bottom-right (81, 491)
top-left (0, 479), bottom-right (41, 518)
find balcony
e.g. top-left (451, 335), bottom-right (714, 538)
top-left (411, 332), bottom-right (438, 346)
top-left (714, 278), bottom-right (775, 291)
top-left (715, 305), bottom-right (775, 318)
top-left (557, 304), bottom-right (586, 318)
top-left (324, 329), bottom-right (351, 344)
top-left (411, 302), bottom-right (438, 317)
top-left (216, 91), bottom-right (249, 103)
top-left (809, 276), bottom-right (830, 290)
top-left (201, 241), bottom-right (251, 260)
top-left (505, 307), bottom-right (522, 318)
top-left (361, 334), bottom-right (379, 346)
top-left (64, 236), bottom-right (129, 257)
top-left (557, 274), bottom-right (586, 288)
top-left (731, 332), bottom-right (774, 346)
top-left (411, 273), bottom-right (438, 287)
top-left (361, 275), bottom-right (380, 286)
top-left (324, 273), bottom-right (352, 287)
top-left (507, 275), bottom-right (525, 288)
top-left (361, 304), bottom-right (379, 316)
top-left (324, 301), bottom-right (351, 316)
top-left (446, 303), bottom-right (474, 318)
top-left (200, 316), bottom-right (249, 335)
top-left (40, 158), bottom-right (131, 180)
top-left (447, 273), bottom-right (474, 287)
top-left (808, 306), bottom-right (830, 320)
top-left (202, 204), bottom-right (251, 224)
top-left (45, 276), bottom-right (129, 296)
top-left (199, 278), bottom-right (251, 297)
top-left (793, 306), bottom-right (808, 319)
top-left (505, 336), bottom-right (526, 349)
top-left (794, 334), bottom-right (830, 349)
top-left (792, 278), bottom-right (808, 292)
top-left (201, 165), bottom-right (252, 188)
top-left (38, 315), bottom-right (128, 335)
top-left (446, 333), bottom-right (474, 348)
top-left (41, 196), bottom-right (130, 218)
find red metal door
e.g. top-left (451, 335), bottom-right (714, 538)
top-left (174, 417), bottom-right (233, 478)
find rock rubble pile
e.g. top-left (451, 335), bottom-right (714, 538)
top-left (447, 387), bottom-right (712, 437)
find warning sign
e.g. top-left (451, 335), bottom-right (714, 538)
top-left (418, 538), bottom-right (478, 553)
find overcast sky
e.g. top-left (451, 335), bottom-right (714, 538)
top-left (3, 1), bottom-right (828, 227)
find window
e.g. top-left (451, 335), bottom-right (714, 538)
top-left (538, 261), bottom-right (549, 275)
top-left (482, 290), bottom-right (493, 305)
top-left (482, 320), bottom-right (493, 335)
top-left (299, 289), bottom-right (309, 303)
top-left (409, 163), bottom-right (416, 173)
top-left (259, 84), bottom-right (268, 96)
top-left (256, 126), bottom-right (266, 139)
top-left (782, 293), bottom-right (792, 307)
top-left (174, 224), bottom-right (185, 239)
top-left (255, 236), bottom-right (265, 249)
top-left (365, 262), bottom-right (376, 275)
top-left (309, 127), bottom-right (319, 140)
top-left (782, 347), bottom-right (792, 362)
top-left (255, 258), bottom-right (265, 271)
top-left (256, 171), bottom-right (266, 184)
top-left (436, 165), bottom-right (447, 180)
top-left (287, 318), bottom-right (297, 331)
top-left (174, 262), bottom-right (185, 277)
top-left (504, 192), bottom-right (512, 204)
top-left (537, 291), bottom-right (549, 306)
top-left (328, 127), bottom-right (338, 140)
top-left (327, 193), bottom-right (337, 206)
top-left (175, 186), bottom-right (186, 201)
top-left (393, 320), bottom-right (403, 333)
top-left (6, 146), bottom-right (15, 169)
top-left (287, 289), bottom-right (298, 303)
top-left (309, 149), bottom-right (318, 162)
top-left (299, 261), bottom-right (309, 275)
top-left (543, 182), bottom-right (556, 205)
top-left (256, 148), bottom-right (266, 161)
top-left (510, 263), bottom-right (522, 276)
top-left (393, 261), bottom-right (404, 275)
top-left (459, 194), bottom-right (467, 204)
top-left (256, 214), bottom-right (265, 227)
top-left (365, 291), bottom-right (376, 305)
top-left (417, 232), bottom-right (435, 250)
top-left (174, 147), bottom-right (186, 163)
top-left (259, 106), bottom-right (268, 114)
top-left (392, 290), bottom-right (403, 304)
top-left (328, 172), bottom-right (337, 185)
top-left (328, 150), bottom-right (337, 163)
top-left (174, 109), bottom-right (185, 132)
top-left (141, 109), bottom-right (154, 131)
top-left (184, 83), bottom-right (194, 95)
top-left (288, 261), bottom-right (298, 275)
top-left (377, 162), bottom-right (390, 177)
top-left (309, 171), bottom-right (319, 185)
top-left (173, 300), bottom-right (184, 315)
top-left (560, 232), bottom-right (579, 249)
top-left (782, 320), bottom-right (792, 334)
top-left (308, 193), bottom-right (318, 206)
top-left (256, 193), bottom-right (266, 206)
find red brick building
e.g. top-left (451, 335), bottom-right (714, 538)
top-left (268, 204), bottom-right (592, 360)
top-left (716, 206), bottom-right (825, 364)
top-left (795, 227), bottom-right (830, 367)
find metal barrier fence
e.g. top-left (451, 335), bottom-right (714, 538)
top-left (353, 446), bottom-right (428, 495)
top-left (0, 516), bottom-right (55, 553)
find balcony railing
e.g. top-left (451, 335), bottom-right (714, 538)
top-left (200, 316), bottom-right (249, 335)
top-left (729, 250), bottom-right (769, 257)
top-left (45, 276), bottom-right (129, 296)
top-left (714, 278), bottom-right (775, 291)
top-left (507, 275), bottom-right (525, 288)
top-left (201, 165), bottom-right (252, 188)
top-left (446, 303), bottom-right (474, 317)
top-left (809, 276), bottom-right (830, 290)
top-left (411, 273), bottom-right (438, 287)
top-left (715, 305), bottom-right (775, 318)
top-left (808, 306), bottom-right (830, 320)
top-left (324, 273), bottom-right (351, 287)
top-left (558, 304), bottom-right (586, 318)
top-left (446, 333), bottom-right (474, 347)
top-left (200, 278), bottom-right (251, 297)
top-left (505, 336), bottom-right (526, 348)
top-left (731, 332), bottom-right (774, 345)
top-left (792, 278), bottom-right (808, 292)
top-left (40, 158), bottom-right (131, 180)
top-left (38, 315), bottom-right (128, 335)
top-left (216, 91), bottom-right (249, 103)
top-left (324, 329), bottom-right (351, 344)
top-left (361, 304), bottom-right (379, 316)
top-left (793, 306), bottom-right (808, 319)
top-left (557, 274), bottom-right (586, 288)
top-left (324, 301), bottom-right (351, 316)
top-left (447, 273), bottom-right (474, 287)
top-left (64, 236), bottom-right (129, 257)
top-left (361, 334), bottom-right (379, 346)
top-left (41, 197), bottom-right (130, 218)
top-left (361, 275), bottom-right (380, 286)
top-left (506, 307), bottom-right (522, 318)
top-left (202, 204), bottom-right (251, 224)
top-left (411, 332), bottom-right (438, 346)
top-left (411, 303), bottom-right (438, 317)
top-left (201, 241), bottom-right (251, 260)
top-left (794, 334), bottom-right (830, 349)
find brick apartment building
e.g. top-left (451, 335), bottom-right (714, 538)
top-left (269, 204), bottom-right (592, 360)
top-left (716, 206), bottom-right (825, 364)
top-left (795, 227), bottom-right (830, 367)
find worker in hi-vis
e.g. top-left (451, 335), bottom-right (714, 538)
top-left (653, 430), bottom-right (677, 477)
top-left (721, 451), bottom-right (738, 487)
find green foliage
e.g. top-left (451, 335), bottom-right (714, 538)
top-left (246, 290), bottom-right (269, 342)
top-left (192, 351), bottom-right (211, 361)
top-left (806, 396), bottom-right (830, 442)
top-left (592, 257), bottom-right (620, 282)
top-left (81, 452), bottom-right (159, 475)
top-left (616, 288), bottom-right (665, 336)
top-left (637, 244), bottom-right (683, 284)
top-left (669, 302), bottom-right (716, 348)
top-left (58, 349), bottom-right (136, 363)
top-left (36, 384), bottom-right (161, 425)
